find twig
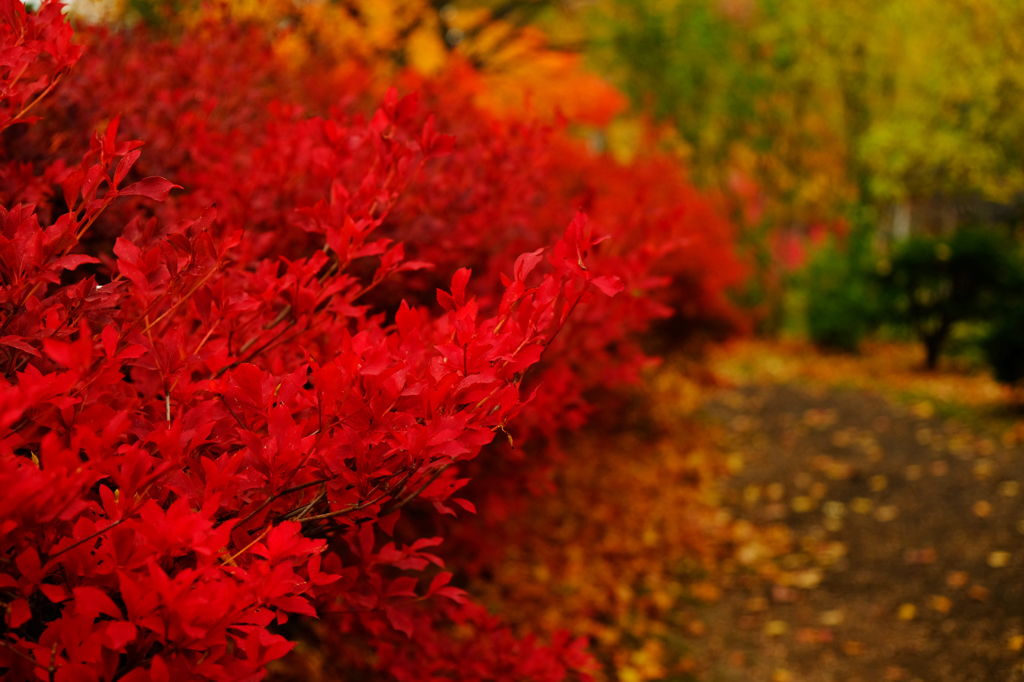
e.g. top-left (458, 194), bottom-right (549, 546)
top-left (46, 517), bottom-right (128, 561)
top-left (0, 637), bottom-right (49, 673)
top-left (377, 464), bottom-right (450, 518)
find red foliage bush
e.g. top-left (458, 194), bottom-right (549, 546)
top-left (0, 5), bottom-right (744, 681)
top-left (22, 22), bottom-right (744, 449)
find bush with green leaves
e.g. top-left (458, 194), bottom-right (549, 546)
top-left (804, 223), bottom-right (880, 352)
top-left (878, 227), bottom-right (1023, 370)
top-left (983, 303), bottom-right (1024, 386)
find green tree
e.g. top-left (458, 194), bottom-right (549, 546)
top-left (587, 0), bottom-right (1024, 224)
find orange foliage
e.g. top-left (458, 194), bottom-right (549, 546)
top-left (462, 366), bottom-right (794, 681)
top-left (185, 0), bottom-right (625, 126)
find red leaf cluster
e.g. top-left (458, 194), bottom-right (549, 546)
top-left (0, 6), bottom-right (744, 681)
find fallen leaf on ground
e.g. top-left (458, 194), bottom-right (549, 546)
top-left (897, 603), bottom-right (917, 620)
top-left (973, 500), bottom-right (993, 518)
top-left (988, 551), bottom-right (1010, 568)
top-left (946, 571), bottom-right (969, 588)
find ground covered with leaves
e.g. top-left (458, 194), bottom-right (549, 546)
top-left (470, 340), bottom-right (1024, 682)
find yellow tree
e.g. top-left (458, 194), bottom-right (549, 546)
top-left (587, 0), bottom-right (1024, 230)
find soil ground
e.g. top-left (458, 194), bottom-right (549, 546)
top-left (692, 341), bottom-right (1024, 682)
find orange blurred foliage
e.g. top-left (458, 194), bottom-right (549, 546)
top-left (186, 0), bottom-right (625, 125)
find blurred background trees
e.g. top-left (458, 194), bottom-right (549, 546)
top-left (585, 0), bottom-right (1024, 374)
top-left (589, 0), bottom-right (1024, 226)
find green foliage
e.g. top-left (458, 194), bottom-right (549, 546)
top-left (804, 221), bottom-right (878, 352)
top-left (587, 0), bottom-right (1024, 225)
top-left (983, 303), bottom-right (1024, 386)
top-left (589, 1), bottom-right (761, 179)
top-left (878, 228), bottom-right (1023, 369)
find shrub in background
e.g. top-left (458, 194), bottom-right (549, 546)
top-left (878, 227), bottom-right (1022, 370)
top-left (982, 250), bottom-right (1024, 387)
top-left (804, 219), bottom-right (879, 352)
top-left (983, 303), bottom-right (1024, 387)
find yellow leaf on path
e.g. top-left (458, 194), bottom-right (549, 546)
top-left (764, 620), bottom-right (788, 636)
top-left (618, 666), bottom-right (642, 682)
top-left (851, 497), bottom-right (874, 514)
top-left (928, 595), bottom-right (952, 613)
top-left (690, 582), bottom-right (722, 603)
top-left (822, 500), bottom-right (845, 519)
top-left (874, 505), bottom-right (898, 522)
top-left (745, 596), bottom-right (769, 612)
top-left (999, 481), bottom-right (1020, 497)
top-left (726, 453), bottom-right (744, 473)
top-left (772, 669), bottom-right (793, 682)
top-left (820, 609), bottom-right (844, 626)
top-left (905, 548), bottom-right (936, 564)
top-left (946, 571), bottom-right (969, 588)
top-left (973, 459), bottom-right (995, 480)
top-left (973, 500), bottom-right (993, 518)
top-left (831, 430), bottom-right (852, 447)
top-left (1009, 635), bottom-right (1024, 651)
top-left (792, 568), bottom-right (823, 589)
top-left (791, 495), bottom-right (813, 512)
top-left (988, 551), bottom-right (1010, 568)
top-left (912, 401), bottom-right (935, 419)
top-left (897, 603), bottom-right (917, 620)
top-left (842, 640), bottom-right (864, 656)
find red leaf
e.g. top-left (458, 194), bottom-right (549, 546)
top-left (426, 572), bottom-right (452, 596)
top-left (73, 586), bottom-right (123, 619)
top-left (118, 176), bottom-right (181, 201)
top-left (51, 254), bottom-right (100, 272)
top-left (385, 605), bottom-right (414, 638)
top-left (385, 576), bottom-right (418, 598)
top-left (436, 586), bottom-right (469, 604)
top-left (0, 336), bottom-right (39, 357)
top-left (513, 248), bottom-right (545, 282)
top-left (14, 547), bottom-right (40, 584)
top-left (590, 275), bottom-right (624, 297)
top-left (6, 598), bottom-right (30, 628)
top-left (149, 655), bottom-right (169, 682)
top-left (378, 511), bottom-right (400, 536)
top-left (39, 584), bottom-right (68, 603)
top-left (114, 149), bottom-right (142, 187)
top-left (104, 621), bottom-right (137, 650)
top-left (451, 267), bottom-right (471, 306)
top-left (103, 114), bottom-right (120, 158)
top-left (452, 498), bottom-right (477, 514)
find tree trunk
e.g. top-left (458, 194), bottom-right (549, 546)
top-left (923, 328), bottom-right (948, 371)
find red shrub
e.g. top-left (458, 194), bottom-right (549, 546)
top-left (0, 5), bottom-right (744, 681)
top-left (0, 4), bottom-right (617, 680)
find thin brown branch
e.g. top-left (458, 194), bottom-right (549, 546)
top-left (377, 464), bottom-right (451, 518)
top-left (0, 638), bottom-right (48, 672)
top-left (46, 517), bottom-right (128, 561)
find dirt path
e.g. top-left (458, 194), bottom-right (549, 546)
top-left (694, 376), bottom-right (1024, 682)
